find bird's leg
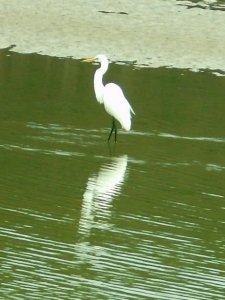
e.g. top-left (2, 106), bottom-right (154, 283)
top-left (114, 120), bottom-right (117, 143)
top-left (108, 118), bottom-right (116, 142)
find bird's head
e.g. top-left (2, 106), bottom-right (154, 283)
top-left (82, 54), bottom-right (108, 64)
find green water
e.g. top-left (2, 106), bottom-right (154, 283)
top-left (0, 48), bottom-right (225, 299)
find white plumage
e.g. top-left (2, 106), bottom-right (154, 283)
top-left (103, 83), bottom-right (134, 131)
top-left (83, 54), bottom-right (135, 142)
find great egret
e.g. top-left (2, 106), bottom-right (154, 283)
top-left (82, 54), bottom-right (135, 142)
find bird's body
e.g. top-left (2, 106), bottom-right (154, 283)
top-left (82, 54), bottom-right (135, 142)
top-left (102, 82), bottom-right (134, 131)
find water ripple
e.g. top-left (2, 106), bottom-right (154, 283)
top-left (0, 143), bottom-right (84, 157)
top-left (130, 130), bottom-right (225, 143)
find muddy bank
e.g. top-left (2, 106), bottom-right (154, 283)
top-left (0, 0), bottom-right (224, 72)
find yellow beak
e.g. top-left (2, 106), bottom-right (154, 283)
top-left (82, 57), bottom-right (96, 63)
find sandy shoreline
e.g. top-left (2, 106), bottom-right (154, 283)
top-left (0, 0), bottom-right (225, 72)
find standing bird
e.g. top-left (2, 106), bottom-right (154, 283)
top-left (82, 54), bottom-right (135, 142)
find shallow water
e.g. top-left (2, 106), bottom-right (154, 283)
top-left (0, 49), bottom-right (225, 299)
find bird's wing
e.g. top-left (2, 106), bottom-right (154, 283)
top-left (103, 83), bottom-right (134, 131)
top-left (104, 83), bottom-right (134, 113)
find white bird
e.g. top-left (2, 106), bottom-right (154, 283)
top-left (82, 54), bottom-right (135, 142)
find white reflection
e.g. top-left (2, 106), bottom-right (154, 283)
top-left (78, 155), bottom-right (128, 237)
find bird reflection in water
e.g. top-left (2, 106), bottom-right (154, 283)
top-left (78, 155), bottom-right (128, 237)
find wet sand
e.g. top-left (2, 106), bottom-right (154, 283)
top-left (0, 0), bottom-right (224, 72)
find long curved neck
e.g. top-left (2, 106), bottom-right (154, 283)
top-left (94, 59), bottom-right (108, 104)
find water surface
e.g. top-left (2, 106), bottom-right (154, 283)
top-left (0, 49), bottom-right (225, 299)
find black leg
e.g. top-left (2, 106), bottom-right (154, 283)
top-left (108, 118), bottom-right (117, 142)
top-left (114, 121), bottom-right (117, 143)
